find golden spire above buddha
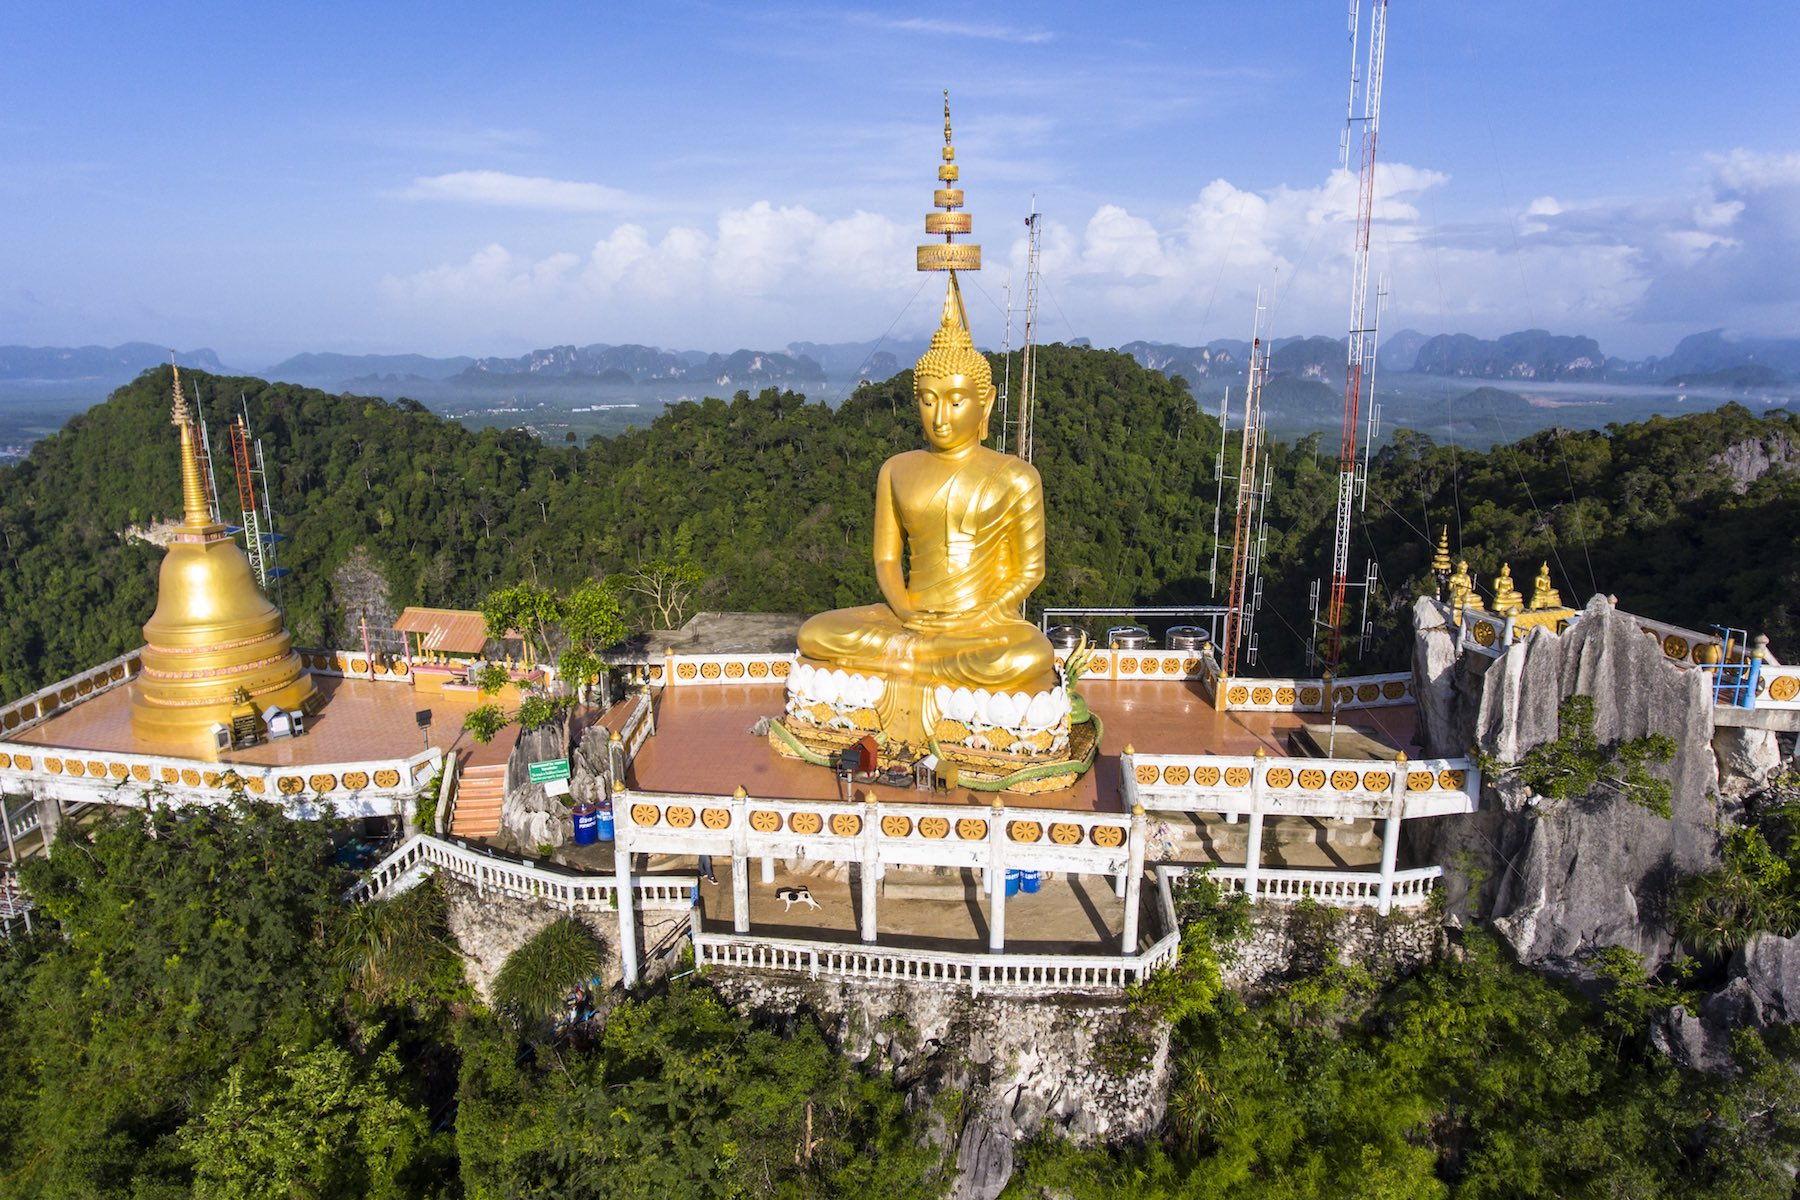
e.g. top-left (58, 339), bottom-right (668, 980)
top-left (130, 364), bottom-right (316, 755)
top-left (779, 96), bottom-right (1059, 758)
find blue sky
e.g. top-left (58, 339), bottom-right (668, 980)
top-left (3, 0), bottom-right (1797, 363)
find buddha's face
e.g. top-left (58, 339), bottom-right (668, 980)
top-left (916, 373), bottom-right (994, 452)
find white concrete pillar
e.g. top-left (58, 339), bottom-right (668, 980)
top-left (1243, 751), bottom-right (1266, 903)
top-left (731, 786), bottom-right (750, 935)
top-left (1121, 805), bottom-right (1147, 953)
top-left (987, 798), bottom-right (1007, 953)
top-left (1378, 755), bottom-right (1407, 915)
top-left (0, 797), bottom-right (13, 864)
top-left (1114, 867), bottom-right (1127, 899)
top-left (614, 801), bottom-right (639, 988)
top-left (760, 856), bottom-right (775, 884)
top-left (859, 793), bottom-right (879, 943)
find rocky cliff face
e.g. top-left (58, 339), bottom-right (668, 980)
top-left (1656, 932), bottom-right (1800, 1073)
top-left (1413, 594), bottom-right (1726, 974)
top-left (706, 972), bottom-right (1171, 1200)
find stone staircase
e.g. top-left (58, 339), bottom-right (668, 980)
top-left (451, 763), bottom-right (506, 840)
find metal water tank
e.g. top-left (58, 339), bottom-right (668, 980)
top-left (1166, 626), bottom-right (1210, 652)
top-left (1107, 625), bottom-right (1151, 650)
top-left (1046, 625), bottom-right (1087, 651)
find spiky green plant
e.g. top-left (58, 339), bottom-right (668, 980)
top-left (491, 917), bottom-right (606, 1032)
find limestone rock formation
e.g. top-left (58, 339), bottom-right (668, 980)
top-left (498, 719), bottom-right (574, 853)
top-left (1655, 933), bottom-right (1800, 1073)
top-left (705, 973), bottom-right (1171, 1200)
top-left (1415, 594), bottom-right (1724, 974)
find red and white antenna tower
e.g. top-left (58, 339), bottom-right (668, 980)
top-left (1321, 0), bottom-right (1388, 670)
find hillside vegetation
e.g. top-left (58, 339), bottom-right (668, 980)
top-left (0, 352), bottom-right (1794, 703)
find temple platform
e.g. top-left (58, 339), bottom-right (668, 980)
top-left (626, 678), bottom-right (1419, 813)
top-left (11, 674), bottom-right (515, 771)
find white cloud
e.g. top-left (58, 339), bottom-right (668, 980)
top-left (867, 16), bottom-right (1053, 44)
top-left (400, 170), bottom-right (634, 212)
top-left (379, 149), bottom-right (1800, 354)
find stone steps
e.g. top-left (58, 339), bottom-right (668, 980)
top-left (451, 764), bottom-right (507, 839)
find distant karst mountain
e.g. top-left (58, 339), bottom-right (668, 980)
top-left (1651, 330), bottom-right (1800, 381)
top-left (460, 343), bottom-right (826, 388)
top-left (1411, 330), bottom-right (1606, 381)
top-left (0, 343), bottom-right (225, 382)
top-left (264, 352), bottom-right (475, 390)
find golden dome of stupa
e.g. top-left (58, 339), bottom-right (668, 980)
top-left (130, 366), bottom-right (316, 752)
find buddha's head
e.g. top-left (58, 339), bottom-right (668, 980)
top-left (914, 279), bottom-right (995, 452)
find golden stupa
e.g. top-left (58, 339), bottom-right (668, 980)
top-left (130, 366), bottom-right (316, 752)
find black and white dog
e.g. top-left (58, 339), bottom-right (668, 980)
top-left (775, 886), bottom-right (821, 912)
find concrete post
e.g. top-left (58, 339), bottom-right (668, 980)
top-left (1121, 804), bottom-right (1147, 954)
top-left (1243, 750), bottom-right (1266, 903)
top-left (1116, 745), bottom-right (1135, 897)
top-left (0, 797), bottom-right (13, 864)
top-left (614, 786), bottom-right (639, 988)
top-left (608, 730), bottom-right (625, 789)
top-left (731, 786), bottom-right (750, 935)
top-left (987, 797), bottom-right (1007, 953)
top-left (38, 795), bottom-right (61, 848)
top-left (859, 792), bottom-right (879, 943)
top-left (760, 856), bottom-right (775, 884)
top-left (1378, 754), bottom-right (1407, 915)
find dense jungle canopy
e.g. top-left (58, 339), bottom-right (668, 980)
top-left (0, 352), bottom-right (1793, 704)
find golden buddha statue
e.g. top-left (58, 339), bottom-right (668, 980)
top-left (1491, 563), bottom-right (1524, 616)
top-left (794, 282), bottom-right (1058, 744)
top-left (1528, 561), bottom-right (1562, 610)
top-left (131, 365), bottom-right (316, 755)
top-left (1446, 558), bottom-right (1480, 614)
top-left (772, 96), bottom-right (1082, 792)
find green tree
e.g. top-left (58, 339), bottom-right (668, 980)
top-left (182, 1043), bottom-right (439, 1200)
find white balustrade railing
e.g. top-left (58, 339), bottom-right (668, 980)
top-left (1215, 671), bottom-right (1414, 712)
top-left (1757, 665), bottom-right (1800, 711)
top-left (691, 865), bottom-right (1184, 995)
top-left (617, 788), bottom-right (1134, 874)
top-left (0, 649), bottom-right (142, 739)
top-left (297, 648), bottom-right (415, 683)
top-left (347, 832), bottom-right (696, 910)
top-left (0, 740), bottom-right (439, 819)
top-left (657, 653), bottom-right (792, 688)
top-left (693, 929), bottom-right (1177, 994)
top-left (1206, 864), bottom-right (1441, 909)
top-left (1127, 752), bottom-right (1478, 819)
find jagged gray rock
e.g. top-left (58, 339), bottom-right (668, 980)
top-left (498, 718), bottom-right (574, 853)
top-left (1655, 932), bottom-right (1800, 1073)
top-left (706, 974), bottom-right (1171, 1199)
top-left (1417, 594), bottom-right (1724, 974)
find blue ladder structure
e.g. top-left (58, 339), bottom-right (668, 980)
top-left (1703, 625), bottom-right (1762, 709)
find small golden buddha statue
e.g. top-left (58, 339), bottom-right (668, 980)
top-left (1529, 562), bottom-right (1562, 610)
top-left (1446, 559), bottom-right (1480, 613)
top-left (1491, 564), bottom-right (1524, 616)
top-left (793, 283), bottom-right (1057, 745)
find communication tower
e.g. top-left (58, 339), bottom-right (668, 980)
top-left (1220, 304), bottom-right (1274, 679)
top-left (1318, 0), bottom-right (1389, 670)
top-left (228, 400), bottom-right (290, 599)
top-left (1016, 204), bottom-right (1043, 464)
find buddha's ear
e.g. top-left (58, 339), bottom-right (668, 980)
top-left (979, 381), bottom-right (997, 440)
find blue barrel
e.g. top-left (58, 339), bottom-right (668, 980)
top-left (1020, 870), bottom-right (1041, 895)
top-left (595, 798), bottom-right (616, 843)
top-left (1004, 869), bottom-right (1022, 897)
top-left (572, 803), bottom-right (599, 846)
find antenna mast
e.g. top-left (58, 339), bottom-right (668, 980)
top-left (997, 271), bottom-right (1014, 452)
top-left (1220, 304), bottom-right (1271, 680)
top-left (228, 399), bottom-right (290, 599)
top-left (1322, 0), bottom-right (1387, 669)
top-left (1016, 202), bottom-right (1043, 463)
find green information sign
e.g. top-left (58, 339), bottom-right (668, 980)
top-left (528, 759), bottom-right (571, 784)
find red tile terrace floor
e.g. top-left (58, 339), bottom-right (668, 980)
top-left (14, 675), bottom-right (519, 770)
top-left (627, 679), bottom-right (1420, 814)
